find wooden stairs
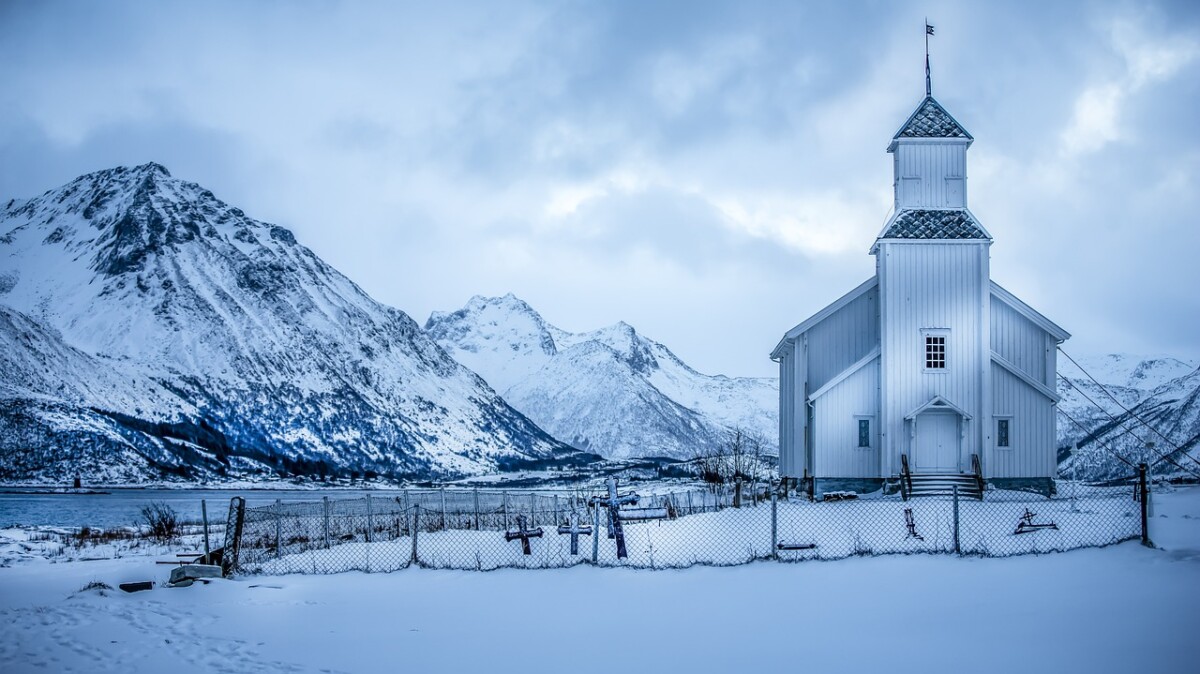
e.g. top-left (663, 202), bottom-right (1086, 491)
top-left (907, 473), bottom-right (983, 500)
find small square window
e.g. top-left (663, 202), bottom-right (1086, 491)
top-left (925, 336), bottom-right (946, 369)
top-left (857, 419), bottom-right (871, 448)
top-left (997, 419), bottom-right (1010, 448)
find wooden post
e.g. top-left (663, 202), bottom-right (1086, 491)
top-left (770, 489), bottom-right (778, 559)
top-left (530, 493), bottom-right (537, 528)
top-left (687, 490), bottom-right (693, 516)
top-left (440, 488), bottom-right (447, 531)
top-left (952, 486), bottom-right (961, 555)
top-left (1139, 464), bottom-right (1152, 547)
top-left (366, 494), bottom-right (373, 543)
top-left (201, 499), bottom-right (210, 561)
top-left (553, 494), bottom-right (560, 525)
top-left (274, 498), bottom-right (282, 559)
top-left (473, 489), bottom-right (481, 530)
top-left (323, 496), bottom-right (331, 549)
top-left (503, 493), bottom-right (510, 531)
top-left (591, 504), bottom-right (600, 563)
top-left (411, 506), bottom-right (420, 565)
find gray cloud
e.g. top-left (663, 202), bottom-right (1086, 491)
top-left (1, 0), bottom-right (1198, 377)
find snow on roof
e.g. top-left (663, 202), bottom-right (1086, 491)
top-left (893, 96), bottom-right (972, 140)
top-left (880, 209), bottom-right (989, 240)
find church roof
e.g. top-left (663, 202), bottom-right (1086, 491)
top-left (880, 209), bottom-right (989, 240)
top-left (892, 96), bottom-right (972, 141)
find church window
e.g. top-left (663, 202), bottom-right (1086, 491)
top-left (997, 418), bottom-right (1011, 448)
top-left (925, 335), bottom-right (946, 369)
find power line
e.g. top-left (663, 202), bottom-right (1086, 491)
top-left (1057, 373), bottom-right (1200, 479)
top-left (1056, 406), bottom-right (1134, 469)
top-left (1058, 348), bottom-right (1200, 472)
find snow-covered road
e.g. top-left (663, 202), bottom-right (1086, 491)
top-left (3, 487), bottom-right (1198, 673)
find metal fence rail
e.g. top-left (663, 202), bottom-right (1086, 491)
top-left (232, 467), bottom-right (1153, 576)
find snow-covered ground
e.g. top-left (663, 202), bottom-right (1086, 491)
top-left (2, 487), bottom-right (1198, 673)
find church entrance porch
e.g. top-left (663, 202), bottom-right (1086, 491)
top-left (904, 395), bottom-right (971, 475)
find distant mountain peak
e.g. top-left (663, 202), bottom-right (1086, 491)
top-left (427, 293), bottom-right (780, 460)
top-left (1, 166), bottom-right (585, 482)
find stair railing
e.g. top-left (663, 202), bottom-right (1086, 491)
top-left (971, 453), bottom-right (985, 497)
top-left (900, 454), bottom-right (913, 501)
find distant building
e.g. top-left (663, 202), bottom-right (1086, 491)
top-left (771, 87), bottom-right (1068, 498)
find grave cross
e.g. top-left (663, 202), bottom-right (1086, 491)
top-left (1013, 508), bottom-right (1058, 535)
top-left (903, 507), bottom-right (924, 541)
top-left (556, 512), bottom-right (593, 555)
top-left (589, 478), bottom-right (638, 559)
top-left (504, 515), bottom-right (544, 555)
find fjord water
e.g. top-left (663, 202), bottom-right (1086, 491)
top-left (0, 488), bottom-right (410, 529)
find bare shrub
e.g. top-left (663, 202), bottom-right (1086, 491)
top-left (139, 502), bottom-right (180, 541)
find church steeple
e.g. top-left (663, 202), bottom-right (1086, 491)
top-left (886, 95), bottom-right (974, 213)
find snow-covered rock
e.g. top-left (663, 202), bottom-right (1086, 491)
top-left (426, 294), bottom-right (778, 460)
top-left (0, 163), bottom-right (589, 483)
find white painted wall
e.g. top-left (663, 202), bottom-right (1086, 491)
top-left (878, 241), bottom-right (989, 475)
top-left (892, 142), bottom-right (969, 210)
top-left (990, 363), bottom-right (1057, 478)
top-left (812, 359), bottom-right (880, 478)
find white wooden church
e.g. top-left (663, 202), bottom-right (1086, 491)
top-left (771, 83), bottom-right (1069, 498)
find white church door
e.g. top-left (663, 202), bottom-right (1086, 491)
top-left (914, 411), bottom-right (960, 473)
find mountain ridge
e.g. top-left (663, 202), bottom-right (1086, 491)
top-left (0, 163), bottom-right (592, 483)
top-left (425, 294), bottom-right (779, 460)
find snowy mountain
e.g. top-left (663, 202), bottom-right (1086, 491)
top-left (0, 163), bottom-right (591, 483)
top-left (1057, 354), bottom-right (1200, 480)
top-left (425, 294), bottom-right (778, 460)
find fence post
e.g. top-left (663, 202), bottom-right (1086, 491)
top-left (952, 485), bottom-right (961, 555)
top-left (687, 490), bottom-right (694, 516)
top-left (770, 488), bottom-right (778, 560)
top-left (473, 489), bottom-right (481, 530)
top-left (1139, 464), bottom-right (1152, 547)
top-left (591, 504), bottom-right (600, 563)
top-left (411, 506), bottom-right (420, 565)
top-left (201, 499), bottom-right (210, 561)
top-left (440, 488), bottom-right (447, 531)
top-left (503, 492), bottom-right (510, 531)
top-left (274, 498), bottom-right (282, 559)
top-left (366, 494), bottom-right (373, 543)
top-left (554, 494), bottom-right (560, 525)
top-left (323, 496), bottom-right (331, 549)
top-left (530, 493), bottom-right (537, 528)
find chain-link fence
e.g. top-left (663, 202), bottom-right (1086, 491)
top-left (231, 468), bottom-right (1152, 575)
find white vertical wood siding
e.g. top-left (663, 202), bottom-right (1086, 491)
top-left (805, 287), bottom-right (879, 391)
top-left (813, 360), bottom-right (880, 477)
top-left (879, 242), bottom-right (987, 474)
top-left (893, 143), bottom-right (967, 209)
top-left (990, 363), bottom-right (1056, 477)
top-left (990, 298), bottom-right (1047, 383)
top-left (778, 344), bottom-right (794, 476)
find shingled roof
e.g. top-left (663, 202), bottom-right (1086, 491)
top-left (880, 209), bottom-right (989, 240)
top-left (893, 96), bottom-right (972, 140)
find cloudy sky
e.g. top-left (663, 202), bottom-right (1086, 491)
top-left (1, 0), bottom-right (1197, 378)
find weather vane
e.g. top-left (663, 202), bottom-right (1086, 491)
top-left (925, 19), bottom-right (935, 97)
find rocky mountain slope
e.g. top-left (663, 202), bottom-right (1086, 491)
top-left (425, 294), bottom-right (778, 460)
top-left (0, 164), bottom-right (590, 483)
top-left (1057, 355), bottom-right (1200, 481)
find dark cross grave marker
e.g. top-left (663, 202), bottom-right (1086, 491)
top-left (1013, 508), bottom-right (1058, 535)
top-left (590, 478), bottom-right (638, 559)
top-left (556, 512), bottom-right (593, 555)
top-left (504, 515), bottom-right (543, 555)
top-left (776, 541), bottom-right (817, 551)
top-left (904, 507), bottom-right (924, 541)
